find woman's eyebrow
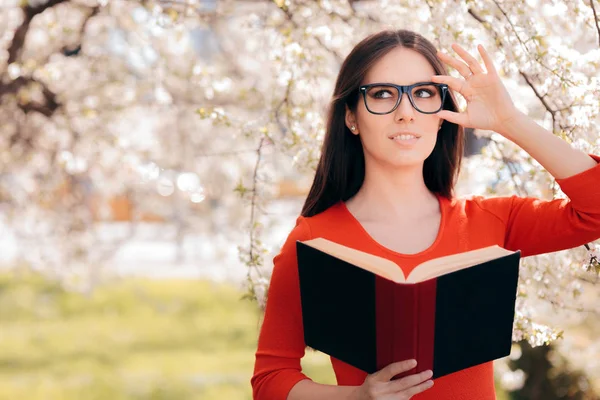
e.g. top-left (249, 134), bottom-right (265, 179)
top-left (363, 80), bottom-right (434, 86)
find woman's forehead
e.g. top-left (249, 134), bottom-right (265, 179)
top-left (364, 47), bottom-right (436, 86)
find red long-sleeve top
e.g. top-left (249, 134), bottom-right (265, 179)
top-left (252, 154), bottom-right (600, 400)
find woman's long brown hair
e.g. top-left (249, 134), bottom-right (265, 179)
top-left (301, 29), bottom-right (464, 217)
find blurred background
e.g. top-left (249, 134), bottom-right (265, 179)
top-left (1, 0), bottom-right (599, 399)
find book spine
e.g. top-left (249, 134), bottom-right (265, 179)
top-left (390, 284), bottom-right (418, 380)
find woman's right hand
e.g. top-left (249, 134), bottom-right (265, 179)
top-left (352, 359), bottom-right (434, 400)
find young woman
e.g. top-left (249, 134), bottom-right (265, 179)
top-left (251, 29), bottom-right (600, 400)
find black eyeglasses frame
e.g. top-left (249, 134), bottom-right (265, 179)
top-left (358, 82), bottom-right (449, 115)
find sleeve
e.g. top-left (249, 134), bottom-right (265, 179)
top-left (477, 154), bottom-right (600, 258)
top-left (251, 216), bottom-right (314, 400)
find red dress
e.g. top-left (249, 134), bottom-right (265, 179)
top-left (251, 154), bottom-right (600, 400)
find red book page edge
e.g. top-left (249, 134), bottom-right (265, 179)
top-left (375, 277), bottom-right (437, 380)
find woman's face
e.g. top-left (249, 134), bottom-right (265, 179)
top-left (345, 47), bottom-right (445, 169)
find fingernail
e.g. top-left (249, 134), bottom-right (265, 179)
top-left (427, 380), bottom-right (434, 387)
top-left (410, 359), bottom-right (417, 366)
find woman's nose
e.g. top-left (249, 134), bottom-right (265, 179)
top-left (394, 92), bottom-right (416, 120)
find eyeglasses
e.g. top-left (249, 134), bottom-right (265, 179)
top-left (358, 82), bottom-right (449, 115)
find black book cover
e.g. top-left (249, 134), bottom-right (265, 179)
top-left (296, 240), bottom-right (520, 379)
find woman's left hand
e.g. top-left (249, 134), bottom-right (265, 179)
top-left (431, 43), bottom-right (520, 135)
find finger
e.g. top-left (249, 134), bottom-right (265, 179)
top-left (403, 379), bottom-right (434, 397)
top-left (437, 50), bottom-right (471, 78)
top-left (435, 109), bottom-right (468, 127)
top-left (389, 369), bottom-right (433, 392)
top-left (477, 44), bottom-right (498, 76)
top-left (430, 74), bottom-right (465, 94)
top-left (451, 43), bottom-right (484, 74)
top-left (378, 359), bottom-right (417, 382)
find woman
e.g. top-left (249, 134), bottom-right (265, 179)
top-left (251, 29), bottom-right (600, 400)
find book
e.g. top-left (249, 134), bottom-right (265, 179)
top-left (296, 238), bottom-right (521, 380)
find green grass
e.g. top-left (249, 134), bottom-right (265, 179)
top-left (0, 271), bottom-right (337, 400)
top-left (0, 271), bottom-right (506, 399)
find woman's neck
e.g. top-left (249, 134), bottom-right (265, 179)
top-left (345, 163), bottom-right (437, 222)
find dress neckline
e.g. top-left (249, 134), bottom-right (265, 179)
top-left (339, 192), bottom-right (447, 258)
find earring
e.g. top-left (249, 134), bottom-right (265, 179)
top-left (351, 126), bottom-right (356, 131)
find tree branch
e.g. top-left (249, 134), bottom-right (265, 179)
top-left (245, 136), bottom-right (268, 282)
top-left (484, 1), bottom-right (579, 87)
top-left (2, 1), bottom-right (99, 119)
top-left (273, 0), bottom-right (344, 63)
top-left (8, 0), bottom-right (70, 64)
top-left (548, 299), bottom-right (600, 315)
top-left (519, 71), bottom-right (558, 129)
top-left (590, 0), bottom-right (600, 47)
top-left (61, 4), bottom-right (100, 56)
top-left (467, 7), bottom-right (562, 131)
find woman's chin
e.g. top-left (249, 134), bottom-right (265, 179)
top-left (388, 151), bottom-right (428, 166)
top-left (364, 147), bottom-right (431, 169)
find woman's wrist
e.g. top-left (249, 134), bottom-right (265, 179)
top-left (347, 385), bottom-right (363, 400)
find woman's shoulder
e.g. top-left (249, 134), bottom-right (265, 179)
top-left (295, 201), bottom-right (354, 238)
top-left (301, 199), bottom-right (344, 222)
top-left (450, 193), bottom-right (520, 220)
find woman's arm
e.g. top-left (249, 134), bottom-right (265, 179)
top-left (434, 43), bottom-right (600, 256)
top-left (251, 217), bottom-right (313, 400)
top-left (287, 380), bottom-right (359, 400)
top-left (470, 112), bottom-right (600, 257)
top-left (251, 217), bottom-right (363, 400)
top-left (498, 110), bottom-right (598, 179)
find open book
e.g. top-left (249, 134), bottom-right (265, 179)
top-left (300, 237), bottom-right (516, 283)
top-left (296, 238), bottom-right (521, 380)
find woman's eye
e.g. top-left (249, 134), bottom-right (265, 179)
top-left (374, 90), bottom-right (393, 98)
top-left (415, 89), bottom-right (433, 98)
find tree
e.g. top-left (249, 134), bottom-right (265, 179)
top-left (2, 0), bottom-right (600, 394)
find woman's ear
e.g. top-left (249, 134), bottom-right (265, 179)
top-left (345, 105), bottom-right (359, 135)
